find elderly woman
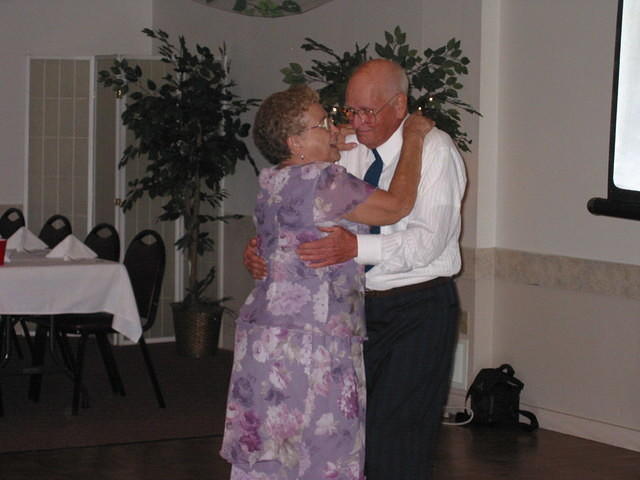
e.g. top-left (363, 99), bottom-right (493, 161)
top-left (220, 85), bottom-right (431, 480)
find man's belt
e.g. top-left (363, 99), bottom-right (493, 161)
top-left (365, 277), bottom-right (451, 298)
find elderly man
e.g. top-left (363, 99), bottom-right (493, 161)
top-left (246, 59), bottom-right (466, 479)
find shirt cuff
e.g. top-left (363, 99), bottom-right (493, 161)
top-left (355, 233), bottom-right (383, 265)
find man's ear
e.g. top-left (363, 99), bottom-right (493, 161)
top-left (394, 93), bottom-right (409, 119)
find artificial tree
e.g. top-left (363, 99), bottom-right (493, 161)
top-left (98, 28), bottom-right (258, 355)
top-left (281, 26), bottom-right (480, 152)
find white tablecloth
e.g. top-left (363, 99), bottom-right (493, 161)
top-left (0, 250), bottom-right (141, 342)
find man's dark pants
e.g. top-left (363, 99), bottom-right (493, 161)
top-left (363, 278), bottom-right (460, 480)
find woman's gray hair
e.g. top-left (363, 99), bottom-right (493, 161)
top-left (253, 84), bottom-right (319, 165)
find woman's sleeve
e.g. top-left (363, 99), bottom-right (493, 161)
top-left (313, 164), bottom-right (376, 224)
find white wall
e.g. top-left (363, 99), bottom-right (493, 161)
top-left (0, 0), bottom-right (153, 205)
top-left (493, 279), bottom-right (640, 449)
top-left (497, 0), bottom-right (639, 265)
top-left (487, 0), bottom-right (640, 451)
top-left (418, 0), bottom-right (482, 249)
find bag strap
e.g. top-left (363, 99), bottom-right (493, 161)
top-left (518, 409), bottom-right (539, 432)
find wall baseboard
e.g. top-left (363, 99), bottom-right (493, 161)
top-left (445, 389), bottom-right (639, 452)
top-left (524, 403), bottom-right (640, 453)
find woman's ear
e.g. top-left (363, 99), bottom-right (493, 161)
top-left (287, 135), bottom-right (302, 157)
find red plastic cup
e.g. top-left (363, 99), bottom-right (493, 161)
top-left (0, 239), bottom-right (6, 266)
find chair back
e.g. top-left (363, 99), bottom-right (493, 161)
top-left (38, 214), bottom-right (72, 248)
top-left (0, 208), bottom-right (25, 239)
top-left (124, 230), bottom-right (165, 332)
top-left (85, 223), bottom-right (120, 261)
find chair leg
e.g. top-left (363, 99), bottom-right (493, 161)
top-left (1, 317), bottom-right (11, 367)
top-left (1, 318), bottom-right (9, 416)
top-left (19, 319), bottom-right (34, 355)
top-left (54, 331), bottom-right (76, 373)
top-left (28, 325), bottom-right (48, 402)
top-left (138, 337), bottom-right (166, 408)
top-left (9, 324), bottom-right (23, 360)
top-left (95, 333), bottom-right (125, 396)
top-left (55, 331), bottom-right (90, 409)
top-left (71, 333), bottom-right (89, 415)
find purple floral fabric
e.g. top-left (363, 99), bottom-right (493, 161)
top-left (220, 162), bottom-right (375, 480)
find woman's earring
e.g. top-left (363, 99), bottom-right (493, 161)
top-left (299, 152), bottom-right (305, 160)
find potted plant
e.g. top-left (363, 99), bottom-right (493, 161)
top-left (281, 26), bottom-right (481, 152)
top-left (98, 28), bottom-right (258, 357)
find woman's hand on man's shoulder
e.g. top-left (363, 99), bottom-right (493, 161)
top-left (403, 113), bottom-right (435, 141)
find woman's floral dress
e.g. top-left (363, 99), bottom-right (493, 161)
top-left (220, 162), bottom-right (376, 480)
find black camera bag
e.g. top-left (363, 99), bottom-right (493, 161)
top-left (465, 363), bottom-right (538, 432)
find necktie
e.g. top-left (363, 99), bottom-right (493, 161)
top-left (363, 149), bottom-right (383, 272)
top-left (363, 149), bottom-right (383, 235)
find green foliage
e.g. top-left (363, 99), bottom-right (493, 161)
top-left (98, 28), bottom-right (259, 307)
top-left (282, 38), bottom-right (369, 112)
top-left (281, 26), bottom-right (481, 152)
top-left (205, 0), bottom-right (302, 17)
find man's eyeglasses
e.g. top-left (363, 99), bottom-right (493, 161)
top-left (308, 115), bottom-right (333, 131)
top-left (341, 94), bottom-right (398, 123)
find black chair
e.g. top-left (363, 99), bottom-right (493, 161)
top-left (15, 214), bottom-right (72, 359)
top-left (0, 209), bottom-right (26, 362)
top-left (29, 230), bottom-right (166, 414)
top-left (84, 223), bottom-right (120, 262)
top-left (38, 214), bottom-right (72, 248)
top-left (0, 208), bottom-right (25, 239)
top-left (24, 223), bottom-right (120, 405)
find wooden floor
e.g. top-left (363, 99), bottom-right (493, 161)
top-left (1, 341), bottom-right (638, 479)
top-left (1, 424), bottom-right (639, 479)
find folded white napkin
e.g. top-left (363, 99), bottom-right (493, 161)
top-left (6, 226), bottom-right (48, 252)
top-left (45, 234), bottom-right (98, 261)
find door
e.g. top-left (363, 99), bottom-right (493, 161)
top-left (95, 57), bottom-right (180, 341)
top-left (27, 57), bottom-right (93, 239)
top-left (27, 56), bottom-right (180, 342)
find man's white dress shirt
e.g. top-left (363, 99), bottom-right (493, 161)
top-left (338, 120), bottom-right (467, 291)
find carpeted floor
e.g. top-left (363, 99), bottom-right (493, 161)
top-left (0, 339), bottom-right (232, 453)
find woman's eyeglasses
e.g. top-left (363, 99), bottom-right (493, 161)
top-left (309, 116), bottom-right (333, 131)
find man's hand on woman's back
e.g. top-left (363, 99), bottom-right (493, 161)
top-left (243, 237), bottom-right (267, 280)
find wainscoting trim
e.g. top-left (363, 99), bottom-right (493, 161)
top-left (461, 247), bottom-right (640, 301)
